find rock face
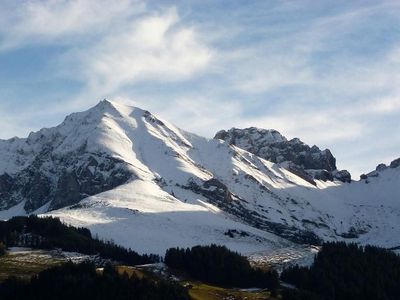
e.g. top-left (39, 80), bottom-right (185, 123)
top-left (214, 127), bottom-right (351, 183)
top-left (360, 157), bottom-right (400, 180)
top-left (0, 100), bottom-right (134, 212)
top-left (0, 152), bottom-right (131, 212)
top-left (390, 158), bottom-right (400, 169)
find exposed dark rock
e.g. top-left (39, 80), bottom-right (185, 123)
top-left (376, 163), bottom-right (388, 172)
top-left (203, 178), bottom-right (233, 202)
top-left (52, 170), bottom-right (81, 210)
top-left (333, 170), bottom-right (351, 183)
top-left (224, 229), bottom-right (250, 238)
top-left (336, 227), bottom-right (369, 239)
top-left (314, 170), bottom-right (334, 182)
top-left (390, 158), bottom-right (400, 169)
top-left (362, 158), bottom-right (399, 180)
top-left (0, 152), bottom-right (132, 212)
top-left (22, 171), bottom-right (52, 212)
top-left (0, 173), bottom-right (14, 209)
top-left (287, 165), bottom-right (316, 186)
top-left (143, 110), bottom-right (165, 126)
top-left (215, 127), bottom-right (351, 183)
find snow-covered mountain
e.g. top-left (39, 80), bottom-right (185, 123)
top-left (0, 100), bottom-right (399, 255)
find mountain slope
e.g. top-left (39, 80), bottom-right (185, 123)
top-left (0, 100), bottom-right (399, 255)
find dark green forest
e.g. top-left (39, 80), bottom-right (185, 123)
top-left (165, 244), bottom-right (279, 291)
top-left (0, 215), bottom-right (160, 265)
top-left (281, 242), bottom-right (400, 300)
top-left (0, 262), bottom-right (190, 300)
top-left (0, 241), bottom-right (5, 256)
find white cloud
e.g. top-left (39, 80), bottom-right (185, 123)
top-left (216, 1), bottom-right (400, 97)
top-left (0, 1), bottom-right (213, 103)
top-left (0, 0), bottom-right (145, 50)
top-left (157, 97), bottom-right (242, 136)
top-left (236, 110), bottom-right (364, 145)
top-left (110, 95), bottom-right (242, 138)
top-left (71, 7), bottom-right (213, 94)
top-left (356, 95), bottom-right (400, 115)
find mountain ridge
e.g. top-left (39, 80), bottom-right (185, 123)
top-left (214, 127), bottom-right (351, 184)
top-left (0, 99), bottom-right (399, 255)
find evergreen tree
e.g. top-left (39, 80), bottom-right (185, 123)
top-left (281, 242), bottom-right (400, 300)
top-left (0, 262), bottom-right (190, 300)
top-left (165, 244), bottom-right (279, 291)
top-left (0, 241), bottom-right (6, 256)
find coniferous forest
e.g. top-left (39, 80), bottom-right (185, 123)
top-left (165, 244), bottom-right (280, 291)
top-left (0, 262), bottom-right (190, 300)
top-left (0, 215), bottom-right (160, 265)
top-left (0, 241), bottom-right (6, 256)
top-left (281, 242), bottom-right (400, 300)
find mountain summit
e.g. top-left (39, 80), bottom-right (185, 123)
top-left (0, 100), bottom-right (399, 255)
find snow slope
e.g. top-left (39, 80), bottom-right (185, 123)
top-left (1, 100), bottom-right (399, 255)
top-left (49, 180), bottom-right (292, 255)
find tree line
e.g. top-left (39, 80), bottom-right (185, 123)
top-left (0, 261), bottom-right (190, 300)
top-left (281, 242), bottom-right (400, 300)
top-left (165, 244), bottom-right (279, 292)
top-left (0, 215), bottom-right (160, 265)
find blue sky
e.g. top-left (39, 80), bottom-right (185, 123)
top-left (0, 0), bottom-right (400, 177)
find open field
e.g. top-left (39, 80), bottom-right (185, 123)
top-left (186, 282), bottom-right (279, 300)
top-left (0, 247), bottom-right (95, 282)
top-left (0, 248), bottom-right (63, 281)
top-left (116, 264), bottom-right (281, 300)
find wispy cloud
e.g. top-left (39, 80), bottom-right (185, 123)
top-left (0, 1), bottom-right (212, 96)
top-left (67, 7), bottom-right (213, 94)
top-left (0, 0), bottom-right (145, 50)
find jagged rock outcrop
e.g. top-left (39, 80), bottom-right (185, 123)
top-left (390, 158), bottom-right (400, 169)
top-left (0, 152), bottom-right (132, 212)
top-left (360, 157), bottom-right (400, 180)
top-left (214, 127), bottom-right (351, 183)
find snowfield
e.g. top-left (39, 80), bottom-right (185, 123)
top-left (49, 180), bottom-right (292, 255)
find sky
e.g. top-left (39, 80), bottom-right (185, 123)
top-left (0, 0), bottom-right (400, 177)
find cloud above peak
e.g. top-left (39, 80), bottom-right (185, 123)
top-left (0, 0), bottom-right (145, 49)
top-left (0, 1), bottom-right (213, 94)
top-left (74, 7), bottom-right (213, 93)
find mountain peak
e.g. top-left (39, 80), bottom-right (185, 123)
top-left (0, 99), bottom-right (193, 212)
top-left (215, 127), bottom-right (287, 145)
top-left (215, 127), bottom-right (351, 183)
top-left (90, 99), bottom-right (135, 117)
top-left (99, 98), bottom-right (114, 105)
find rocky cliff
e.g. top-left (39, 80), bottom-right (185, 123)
top-left (214, 127), bottom-right (351, 184)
